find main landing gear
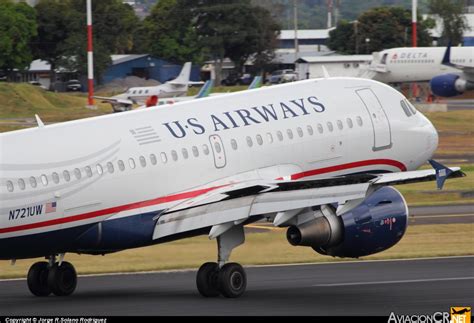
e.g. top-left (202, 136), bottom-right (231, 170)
top-left (196, 224), bottom-right (247, 298)
top-left (27, 255), bottom-right (77, 297)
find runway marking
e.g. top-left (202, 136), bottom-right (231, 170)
top-left (314, 276), bottom-right (474, 287)
top-left (1, 255), bottom-right (473, 282)
top-left (411, 213), bottom-right (474, 219)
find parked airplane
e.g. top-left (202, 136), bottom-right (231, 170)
top-left (0, 77), bottom-right (464, 299)
top-left (362, 46), bottom-right (474, 97)
top-left (95, 62), bottom-right (202, 112)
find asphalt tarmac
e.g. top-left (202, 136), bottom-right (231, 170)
top-left (0, 256), bottom-right (472, 316)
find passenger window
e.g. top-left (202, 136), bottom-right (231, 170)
top-left (246, 136), bottom-right (253, 147)
top-left (18, 179), bottom-right (26, 190)
top-left (85, 166), bottom-right (93, 178)
top-left (74, 168), bottom-right (82, 180)
top-left (277, 131), bottom-right (283, 141)
top-left (96, 164), bottom-right (104, 175)
top-left (337, 120), bottom-right (343, 130)
top-left (256, 134), bottom-right (263, 145)
top-left (267, 133), bottom-right (274, 143)
top-left (41, 174), bottom-right (48, 186)
top-left (317, 123), bottom-right (323, 134)
top-left (347, 118), bottom-right (354, 128)
top-left (139, 156), bottom-right (147, 167)
top-left (287, 129), bottom-right (294, 139)
top-left (129, 158), bottom-right (136, 169)
top-left (231, 139), bottom-right (238, 150)
top-left (171, 150), bottom-right (178, 161)
top-left (182, 148), bottom-right (189, 159)
top-left (214, 142), bottom-right (222, 153)
top-left (64, 170), bottom-right (71, 181)
top-left (160, 152), bottom-right (168, 163)
top-left (52, 172), bottom-right (60, 183)
top-left (307, 125), bottom-right (314, 135)
top-left (192, 146), bottom-right (199, 157)
top-left (327, 122), bottom-right (334, 132)
top-left (30, 176), bottom-right (37, 188)
top-left (203, 145), bottom-right (210, 155)
top-left (118, 160), bottom-right (125, 171)
top-left (297, 127), bottom-right (303, 137)
top-left (400, 100), bottom-right (412, 117)
top-left (6, 180), bottom-right (14, 192)
top-left (107, 162), bottom-right (115, 173)
top-left (150, 154), bottom-right (157, 165)
top-left (356, 116), bottom-right (363, 126)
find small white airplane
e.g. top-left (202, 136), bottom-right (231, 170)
top-left (363, 46), bottom-right (474, 97)
top-left (0, 77), bottom-right (464, 298)
top-left (95, 62), bottom-right (202, 112)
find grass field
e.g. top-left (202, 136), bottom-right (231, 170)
top-left (0, 223), bottom-right (471, 279)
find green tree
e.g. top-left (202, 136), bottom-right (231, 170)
top-left (32, 0), bottom-right (74, 89)
top-left (135, 0), bottom-right (204, 64)
top-left (328, 6), bottom-right (433, 54)
top-left (0, 0), bottom-right (37, 76)
top-left (59, 0), bottom-right (140, 84)
top-left (428, 0), bottom-right (468, 46)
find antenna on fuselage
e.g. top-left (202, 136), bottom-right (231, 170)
top-left (321, 65), bottom-right (330, 78)
top-left (35, 114), bottom-right (45, 128)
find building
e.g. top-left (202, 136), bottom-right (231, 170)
top-left (295, 55), bottom-right (372, 80)
top-left (278, 29), bottom-right (334, 53)
top-left (103, 55), bottom-right (201, 85)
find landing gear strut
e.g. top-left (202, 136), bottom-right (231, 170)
top-left (196, 224), bottom-right (247, 298)
top-left (27, 255), bottom-right (77, 297)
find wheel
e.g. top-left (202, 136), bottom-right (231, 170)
top-left (196, 262), bottom-right (220, 297)
top-left (218, 262), bottom-right (247, 298)
top-left (27, 262), bottom-right (51, 297)
top-left (47, 261), bottom-right (77, 296)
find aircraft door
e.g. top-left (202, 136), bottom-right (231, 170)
top-left (356, 88), bottom-right (392, 151)
top-left (209, 134), bottom-right (227, 168)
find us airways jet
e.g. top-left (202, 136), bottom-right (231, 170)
top-left (362, 46), bottom-right (474, 97)
top-left (0, 77), bottom-right (464, 298)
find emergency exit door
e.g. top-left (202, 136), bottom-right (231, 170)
top-left (209, 134), bottom-right (226, 168)
top-left (356, 88), bottom-right (392, 151)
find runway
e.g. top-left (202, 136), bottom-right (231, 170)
top-left (1, 256), bottom-right (472, 316)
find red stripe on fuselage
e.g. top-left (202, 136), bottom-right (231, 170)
top-left (0, 159), bottom-right (405, 235)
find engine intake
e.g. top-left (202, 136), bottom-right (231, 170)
top-left (430, 74), bottom-right (474, 97)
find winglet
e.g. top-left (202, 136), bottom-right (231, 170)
top-left (35, 114), bottom-right (45, 128)
top-left (196, 79), bottom-right (214, 98)
top-left (321, 65), bottom-right (330, 78)
top-left (441, 42), bottom-right (453, 67)
top-left (428, 159), bottom-right (453, 190)
top-left (248, 76), bottom-right (262, 89)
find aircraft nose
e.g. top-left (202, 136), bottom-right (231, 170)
top-left (425, 118), bottom-right (439, 158)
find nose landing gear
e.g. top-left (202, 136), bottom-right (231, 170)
top-left (27, 255), bottom-right (77, 297)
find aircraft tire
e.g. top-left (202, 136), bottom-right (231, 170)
top-left (48, 262), bottom-right (77, 296)
top-left (196, 262), bottom-right (220, 297)
top-left (218, 262), bottom-right (246, 298)
top-left (27, 262), bottom-right (51, 297)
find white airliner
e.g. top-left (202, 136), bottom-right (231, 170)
top-left (363, 46), bottom-right (474, 97)
top-left (95, 62), bottom-right (202, 112)
top-left (0, 77), bottom-right (464, 298)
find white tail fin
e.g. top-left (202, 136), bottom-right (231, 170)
top-left (170, 62), bottom-right (192, 85)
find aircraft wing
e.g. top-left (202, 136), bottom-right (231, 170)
top-left (152, 162), bottom-right (464, 240)
top-left (93, 96), bottom-right (134, 106)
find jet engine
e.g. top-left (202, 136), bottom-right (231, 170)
top-left (430, 74), bottom-right (474, 97)
top-left (286, 186), bottom-right (408, 258)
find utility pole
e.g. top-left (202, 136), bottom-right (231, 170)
top-left (293, 0), bottom-right (299, 62)
top-left (86, 0), bottom-right (95, 109)
top-left (412, 0), bottom-right (417, 47)
top-left (327, 0), bottom-right (333, 29)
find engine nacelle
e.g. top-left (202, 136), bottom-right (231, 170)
top-left (286, 186), bottom-right (408, 258)
top-left (430, 74), bottom-right (474, 97)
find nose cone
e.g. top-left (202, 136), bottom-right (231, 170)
top-left (423, 117), bottom-right (439, 159)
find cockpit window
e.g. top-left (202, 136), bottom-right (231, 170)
top-left (405, 99), bottom-right (417, 114)
top-left (400, 100), bottom-right (412, 117)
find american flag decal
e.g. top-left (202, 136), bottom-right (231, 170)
top-left (129, 126), bottom-right (161, 145)
top-left (45, 202), bottom-right (57, 214)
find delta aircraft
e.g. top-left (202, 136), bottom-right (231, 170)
top-left (363, 46), bottom-right (474, 97)
top-left (0, 76), bottom-right (464, 298)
